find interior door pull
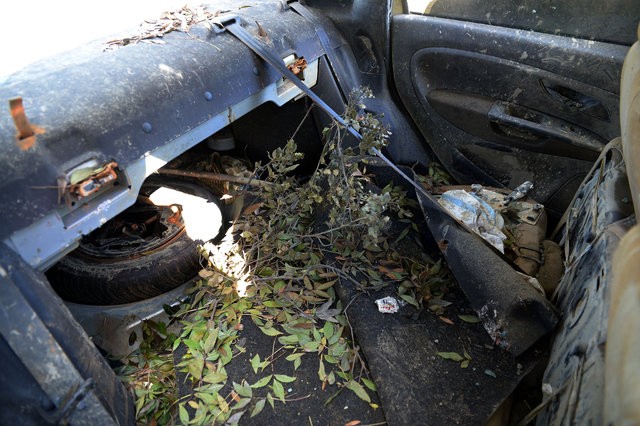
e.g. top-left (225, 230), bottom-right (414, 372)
top-left (539, 80), bottom-right (610, 121)
top-left (488, 101), bottom-right (604, 161)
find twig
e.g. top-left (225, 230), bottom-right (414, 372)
top-left (343, 294), bottom-right (369, 376)
top-left (291, 104), bottom-right (315, 140)
top-left (284, 394), bottom-right (312, 402)
top-left (156, 168), bottom-right (274, 188)
top-left (294, 218), bottom-right (368, 239)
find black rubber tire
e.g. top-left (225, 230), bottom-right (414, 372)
top-left (47, 177), bottom-right (221, 305)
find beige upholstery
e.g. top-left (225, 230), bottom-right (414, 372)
top-left (604, 27), bottom-right (640, 425)
top-left (620, 28), bottom-right (640, 215)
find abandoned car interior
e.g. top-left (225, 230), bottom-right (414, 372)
top-left (1, 0), bottom-right (639, 424)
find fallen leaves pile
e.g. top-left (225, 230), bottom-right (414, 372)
top-left (106, 6), bottom-right (218, 48)
top-left (116, 90), bottom-right (455, 425)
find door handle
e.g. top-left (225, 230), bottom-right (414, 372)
top-left (539, 80), bottom-right (610, 121)
top-left (488, 101), bottom-right (605, 161)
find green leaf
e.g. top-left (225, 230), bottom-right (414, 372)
top-left (327, 327), bottom-right (343, 345)
top-left (399, 294), bottom-right (419, 308)
top-left (361, 377), bottom-right (377, 391)
top-left (437, 352), bottom-right (464, 362)
top-left (251, 398), bottom-right (266, 417)
top-left (259, 326), bottom-right (282, 336)
top-left (233, 398), bottom-right (251, 410)
top-left (202, 371), bottom-right (227, 384)
top-left (285, 353), bottom-right (304, 362)
top-left (182, 338), bottom-right (201, 353)
top-left (394, 226), bottom-right (410, 244)
top-left (220, 342), bottom-right (233, 364)
top-left (346, 380), bottom-right (371, 403)
top-left (285, 352), bottom-right (304, 370)
top-left (278, 334), bottom-right (299, 345)
top-left (233, 382), bottom-right (253, 398)
top-left (266, 392), bottom-right (275, 409)
top-left (322, 322), bottom-right (335, 340)
top-left (458, 314), bottom-right (480, 324)
top-left (258, 267), bottom-right (274, 277)
top-left (318, 359), bottom-right (327, 381)
top-left (187, 358), bottom-right (204, 380)
top-left (202, 328), bottom-right (219, 353)
top-left (179, 402), bottom-right (189, 424)
top-left (461, 359), bottom-right (470, 369)
top-left (312, 327), bottom-right (321, 341)
top-left (327, 371), bottom-right (336, 385)
top-left (272, 379), bottom-right (286, 403)
top-left (324, 388), bottom-right (342, 406)
top-left (302, 341), bottom-right (320, 352)
top-left (250, 354), bottom-right (261, 374)
top-left (173, 337), bottom-right (182, 351)
top-left (251, 375), bottom-right (272, 388)
top-left (274, 374), bottom-right (296, 383)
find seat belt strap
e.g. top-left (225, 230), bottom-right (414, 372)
top-left (212, 14), bottom-right (439, 205)
top-left (289, 1), bottom-right (349, 100)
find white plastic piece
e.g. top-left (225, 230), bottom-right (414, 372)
top-left (375, 296), bottom-right (400, 314)
top-left (438, 189), bottom-right (507, 253)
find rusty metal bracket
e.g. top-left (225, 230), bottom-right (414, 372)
top-left (9, 97), bottom-right (43, 150)
top-left (68, 162), bottom-right (119, 198)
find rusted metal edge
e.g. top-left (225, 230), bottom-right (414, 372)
top-left (9, 97), bottom-right (44, 150)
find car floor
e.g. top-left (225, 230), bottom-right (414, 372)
top-left (113, 156), bottom-right (556, 425)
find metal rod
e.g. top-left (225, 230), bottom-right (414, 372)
top-left (156, 168), bottom-right (274, 188)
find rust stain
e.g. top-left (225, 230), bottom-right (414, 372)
top-left (437, 239), bottom-right (449, 251)
top-left (287, 57), bottom-right (308, 77)
top-left (9, 97), bottom-right (44, 150)
top-left (68, 162), bottom-right (119, 198)
top-left (167, 204), bottom-right (183, 225)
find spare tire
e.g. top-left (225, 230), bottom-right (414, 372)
top-left (48, 177), bottom-right (226, 305)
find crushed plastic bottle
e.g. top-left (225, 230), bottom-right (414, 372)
top-left (438, 189), bottom-right (507, 253)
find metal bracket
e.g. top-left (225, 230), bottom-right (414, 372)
top-left (290, 2), bottom-right (348, 100)
top-left (211, 14), bottom-right (241, 34)
top-left (38, 378), bottom-right (96, 424)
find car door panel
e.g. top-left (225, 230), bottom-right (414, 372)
top-left (392, 15), bottom-right (628, 220)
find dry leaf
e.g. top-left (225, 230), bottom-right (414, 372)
top-left (438, 316), bottom-right (454, 325)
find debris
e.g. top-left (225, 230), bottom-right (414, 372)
top-left (375, 296), bottom-right (399, 314)
top-left (417, 180), bottom-right (559, 356)
top-left (438, 189), bottom-right (507, 252)
top-left (458, 314), bottom-right (480, 324)
top-left (437, 352), bottom-right (464, 362)
top-left (504, 181), bottom-right (534, 204)
top-left (105, 6), bottom-right (217, 48)
top-left (315, 298), bottom-right (341, 323)
top-left (484, 369), bottom-right (497, 378)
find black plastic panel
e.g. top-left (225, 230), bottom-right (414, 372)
top-left (392, 14), bottom-right (628, 219)
top-left (0, 2), bottom-right (323, 240)
top-left (422, 0), bottom-right (640, 46)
